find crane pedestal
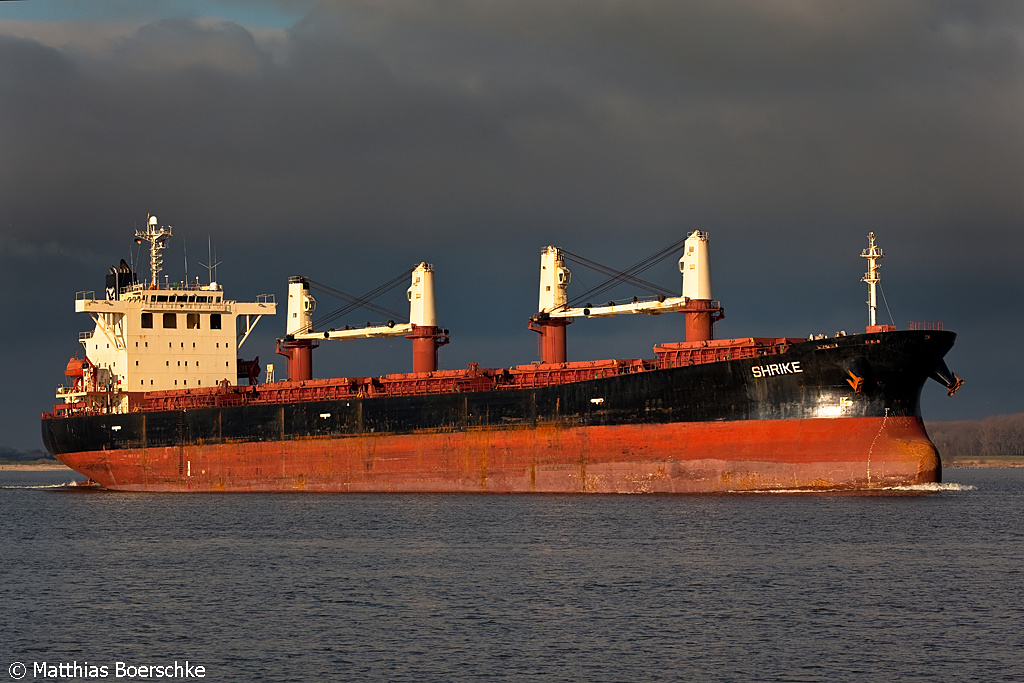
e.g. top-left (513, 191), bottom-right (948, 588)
top-left (276, 338), bottom-right (317, 382)
top-left (683, 300), bottom-right (725, 343)
top-left (529, 317), bottom-right (570, 365)
top-left (406, 326), bottom-right (450, 374)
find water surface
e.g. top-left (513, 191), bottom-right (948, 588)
top-left (2, 468), bottom-right (1022, 681)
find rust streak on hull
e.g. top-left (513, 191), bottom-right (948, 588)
top-left (55, 416), bottom-right (940, 493)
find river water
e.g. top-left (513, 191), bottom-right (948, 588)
top-left (2, 468), bottom-right (1022, 681)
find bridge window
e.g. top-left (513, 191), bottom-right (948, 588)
top-left (187, 313), bottom-right (200, 329)
top-left (141, 313), bottom-right (153, 329)
top-left (163, 313), bottom-right (177, 329)
top-left (210, 314), bottom-right (222, 330)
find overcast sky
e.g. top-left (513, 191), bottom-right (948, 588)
top-left (2, 0), bottom-right (1022, 450)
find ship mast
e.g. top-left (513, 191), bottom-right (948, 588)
top-left (135, 214), bottom-right (173, 288)
top-left (860, 232), bottom-right (884, 327)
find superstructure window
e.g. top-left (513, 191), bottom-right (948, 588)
top-left (163, 313), bottom-right (177, 329)
top-left (141, 313), bottom-right (153, 329)
top-left (210, 314), bottom-right (222, 330)
top-left (187, 313), bottom-right (200, 330)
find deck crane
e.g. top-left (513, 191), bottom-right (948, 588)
top-left (529, 231), bottom-right (724, 364)
top-left (276, 263), bottom-right (448, 381)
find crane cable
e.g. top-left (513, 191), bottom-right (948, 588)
top-left (561, 235), bottom-right (689, 309)
top-left (296, 268), bottom-right (413, 334)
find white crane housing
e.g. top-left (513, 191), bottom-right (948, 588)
top-left (288, 263), bottom-right (436, 342)
top-left (539, 230), bottom-right (713, 319)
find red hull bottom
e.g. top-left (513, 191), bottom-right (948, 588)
top-left (55, 416), bottom-right (941, 493)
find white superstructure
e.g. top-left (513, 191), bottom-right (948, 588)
top-left (58, 215), bottom-right (276, 413)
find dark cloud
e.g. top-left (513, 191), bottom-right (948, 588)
top-left (1, 0), bottom-right (1022, 448)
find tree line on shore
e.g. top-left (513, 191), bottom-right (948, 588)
top-left (0, 447), bottom-right (51, 463)
top-left (926, 413), bottom-right (1024, 460)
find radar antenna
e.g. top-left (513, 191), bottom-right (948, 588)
top-left (198, 236), bottom-right (222, 287)
top-left (860, 232), bottom-right (884, 327)
top-left (134, 214), bottom-right (173, 288)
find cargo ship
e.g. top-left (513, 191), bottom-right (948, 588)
top-left (41, 217), bottom-right (963, 492)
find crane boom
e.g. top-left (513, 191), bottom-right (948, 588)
top-left (289, 262), bottom-right (435, 342)
top-left (294, 321), bottom-right (415, 341)
top-left (530, 231), bottom-right (724, 364)
top-left (545, 295), bottom-right (691, 319)
top-left (277, 262), bottom-right (448, 380)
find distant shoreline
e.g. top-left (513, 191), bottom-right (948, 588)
top-left (947, 458), bottom-right (1024, 468)
top-left (0, 462), bottom-right (71, 471)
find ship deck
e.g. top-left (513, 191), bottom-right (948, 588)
top-left (46, 337), bottom-right (801, 417)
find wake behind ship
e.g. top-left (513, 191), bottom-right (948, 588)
top-left (42, 218), bottom-right (963, 492)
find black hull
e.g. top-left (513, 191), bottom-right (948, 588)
top-left (43, 330), bottom-right (954, 455)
